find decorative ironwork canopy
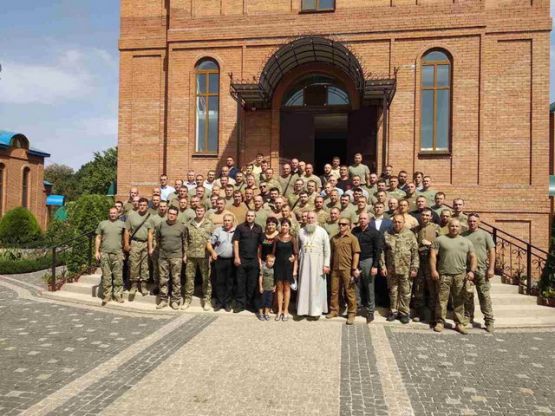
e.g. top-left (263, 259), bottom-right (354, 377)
top-left (231, 36), bottom-right (396, 109)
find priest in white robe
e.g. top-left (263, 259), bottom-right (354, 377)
top-left (296, 211), bottom-right (331, 317)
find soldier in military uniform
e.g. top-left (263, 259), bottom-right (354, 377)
top-left (123, 187), bottom-right (139, 213)
top-left (430, 218), bottom-right (477, 334)
top-left (95, 207), bottom-right (126, 305)
top-left (146, 200), bottom-right (168, 295)
top-left (124, 197), bottom-right (151, 300)
top-left (387, 176), bottom-right (406, 201)
top-left (149, 206), bottom-right (187, 310)
top-left (381, 214), bottom-right (419, 324)
top-left (462, 213), bottom-right (496, 332)
top-left (413, 208), bottom-right (440, 323)
top-left (184, 205), bottom-right (213, 310)
top-left (177, 197), bottom-right (195, 224)
top-left (253, 195), bottom-right (269, 229)
top-left (323, 207), bottom-right (341, 238)
top-left (312, 196), bottom-right (330, 226)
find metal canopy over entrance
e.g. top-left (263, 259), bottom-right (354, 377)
top-left (231, 36), bottom-right (396, 109)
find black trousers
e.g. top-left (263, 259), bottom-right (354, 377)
top-left (235, 258), bottom-right (259, 310)
top-left (214, 257), bottom-right (234, 308)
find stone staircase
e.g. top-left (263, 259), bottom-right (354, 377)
top-left (42, 271), bottom-right (555, 328)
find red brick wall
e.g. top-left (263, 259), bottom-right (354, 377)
top-left (118, 0), bottom-right (552, 249)
top-left (0, 148), bottom-right (47, 229)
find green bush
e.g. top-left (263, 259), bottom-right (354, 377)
top-left (539, 216), bottom-right (555, 298)
top-left (65, 195), bottom-right (113, 275)
top-left (0, 207), bottom-right (42, 246)
top-left (0, 253), bottom-right (65, 275)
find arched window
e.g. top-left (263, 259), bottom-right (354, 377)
top-left (420, 49), bottom-right (451, 152)
top-left (195, 59), bottom-right (219, 153)
top-left (282, 75), bottom-right (350, 108)
top-left (0, 163), bottom-right (4, 215)
top-left (22, 167), bottom-right (30, 208)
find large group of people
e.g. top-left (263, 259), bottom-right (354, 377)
top-left (95, 153), bottom-right (496, 334)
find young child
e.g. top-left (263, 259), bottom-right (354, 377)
top-left (258, 254), bottom-right (276, 321)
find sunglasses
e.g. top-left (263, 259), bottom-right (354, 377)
top-left (339, 223), bottom-right (349, 226)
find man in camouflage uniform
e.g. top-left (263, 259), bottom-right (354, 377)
top-left (430, 218), bottom-right (477, 334)
top-left (95, 207), bottom-right (126, 305)
top-left (381, 214), bottom-right (419, 324)
top-left (146, 200), bottom-right (168, 295)
top-left (184, 205), bottom-right (213, 311)
top-left (462, 213), bottom-right (496, 332)
top-left (124, 197), bottom-right (151, 300)
top-left (413, 208), bottom-right (440, 324)
top-left (149, 206), bottom-right (187, 310)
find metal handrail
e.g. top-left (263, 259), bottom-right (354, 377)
top-left (50, 229), bottom-right (96, 291)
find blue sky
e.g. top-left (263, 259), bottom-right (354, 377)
top-left (0, 1), bottom-right (554, 169)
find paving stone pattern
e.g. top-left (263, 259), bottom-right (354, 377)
top-left (340, 324), bottom-right (388, 416)
top-left (0, 285), bottom-right (165, 416)
top-left (387, 329), bottom-right (555, 416)
top-left (46, 315), bottom-right (216, 416)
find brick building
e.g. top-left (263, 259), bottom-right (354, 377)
top-left (0, 131), bottom-right (50, 229)
top-left (117, 0), bottom-right (552, 249)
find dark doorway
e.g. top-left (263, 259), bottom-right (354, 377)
top-left (280, 108), bottom-right (376, 174)
top-left (314, 114), bottom-right (348, 174)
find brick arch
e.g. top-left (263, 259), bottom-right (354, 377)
top-left (269, 62), bottom-right (361, 166)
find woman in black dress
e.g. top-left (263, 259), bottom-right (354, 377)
top-left (258, 217), bottom-right (279, 263)
top-left (273, 218), bottom-right (298, 321)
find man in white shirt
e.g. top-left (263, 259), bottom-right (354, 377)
top-left (159, 174), bottom-right (176, 201)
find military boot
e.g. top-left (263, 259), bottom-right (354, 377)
top-left (156, 300), bottom-right (168, 309)
top-left (346, 315), bottom-right (355, 325)
top-left (101, 297), bottom-right (111, 306)
top-left (128, 284), bottom-right (138, 302)
top-left (485, 322), bottom-right (495, 333)
top-left (455, 324), bottom-right (468, 335)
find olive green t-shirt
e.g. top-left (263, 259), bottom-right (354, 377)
top-left (155, 221), bottom-right (187, 259)
top-left (348, 163), bottom-right (370, 184)
top-left (324, 221), bottom-right (339, 238)
top-left (432, 235), bottom-right (475, 275)
top-left (96, 220), bottom-right (125, 254)
top-left (462, 229), bottom-right (495, 272)
top-left (125, 211), bottom-right (151, 241)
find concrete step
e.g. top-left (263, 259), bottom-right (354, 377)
top-left (477, 293), bottom-right (537, 305)
top-left (77, 274), bottom-right (102, 285)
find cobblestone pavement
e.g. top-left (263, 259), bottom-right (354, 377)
top-left (0, 283), bottom-right (169, 416)
top-left (388, 328), bottom-right (555, 416)
top-left (1, 273), bottom-right (555, 416)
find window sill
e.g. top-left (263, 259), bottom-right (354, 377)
top-left (192, 152), bottom-right (219, 158)
top-left (418, 151), bottom-right (451, 158)
top-left (299, 9), bottom-right (335, 14)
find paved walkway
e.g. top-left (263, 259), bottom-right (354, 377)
top-left (1, 275), bottom-right (554, 416)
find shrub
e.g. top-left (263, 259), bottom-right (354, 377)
top-left (539, 216), bottom-right (555, 298)
top-left (0, 253), bottom-right (65, 275)
top-left (65, 195), bottom-right (113, 275)
top-left (0, 207), bottom-right (42, 246)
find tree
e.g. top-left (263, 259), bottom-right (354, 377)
top-left (74, 147), bottom-right (117, 196)
top-left (44, 163), bottom-right (79, 200)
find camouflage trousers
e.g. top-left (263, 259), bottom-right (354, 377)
top-left (463, 272), bottom-right (494, 325)
top-left (100, 252), bottom-right (124, 300)
top-left (129, 240), bottom-right (149, 286)
top-left (159, 257), bottom-right (182, 303)
top-left (387, 273), bottom-right (412, 316)
top-left (436, 273), bottom-right (466, 325)
top-left (184, 257), bottom-right (211, 303)
top-left (150, 247), bottom-right (160, 287)
top-left (413, 257), bottom-right (440, 322)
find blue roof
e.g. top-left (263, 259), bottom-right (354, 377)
top-left (0, 130), bottom-right (50, 158)
top-left (46, 195), bottom-right (65, 206)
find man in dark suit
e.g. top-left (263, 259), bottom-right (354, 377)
top-left (368, 201), bottom-right (391, 308)
top-left (369, 202), bottom-right (392, 234)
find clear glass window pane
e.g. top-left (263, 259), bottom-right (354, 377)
top-left (208, 97), bottom-right (219, 152)
top-left (197, 74), bottom-right (207, 94)
top-left (197, 60), bottom-right (218, 70)
top-left (319, 0), bottom-right (335, 9)
top-left (327, 86), bottom-right (349, 105)
top-left (209, 74), bottom-right (219, 94)
top-left (284, 89), bottom-right (304, 106)
top-left (302, 0), bottom-right (316, 10)
top-left (196, 97), bottom-right (207, 152)
top-left (437, 65), bottom-right (450, 88)
top-left (421, 90), bottom-right (434, 150)
top-left (436, 90), bottom-right (450, 150)
top-left (423, 51), bottom-right (449, 62)
top-left (422, 65), bottom-right (434, 88)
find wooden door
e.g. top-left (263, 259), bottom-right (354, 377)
top-left (280, 112), bottom-right (315, 163)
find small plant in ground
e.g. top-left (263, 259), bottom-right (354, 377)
top-left (0, 207), bottom-right (42, 246)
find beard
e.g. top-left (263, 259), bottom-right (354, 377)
top-left (305, 224), bottom-right (317, 234)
